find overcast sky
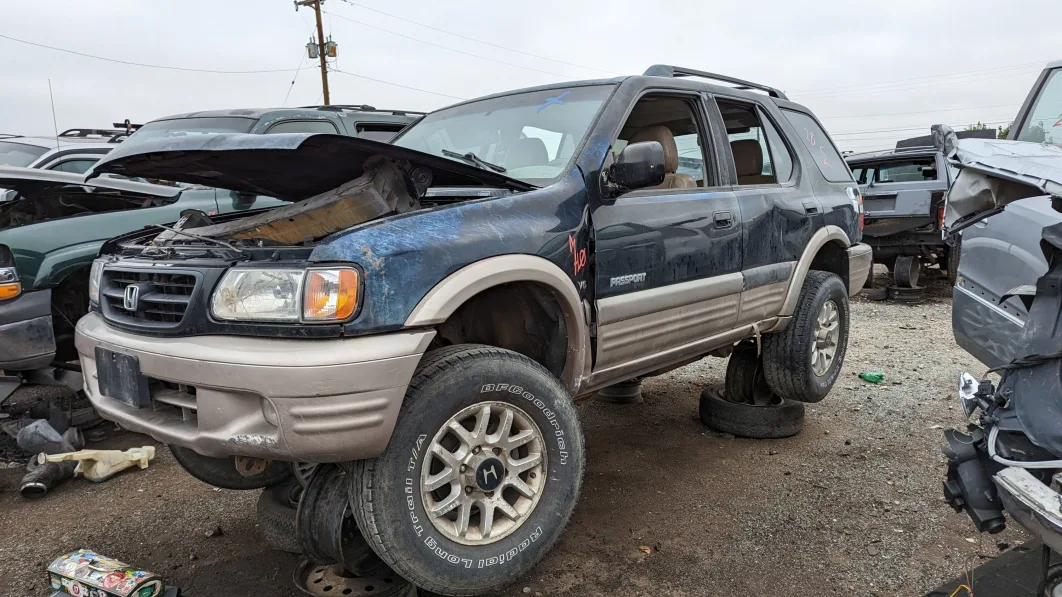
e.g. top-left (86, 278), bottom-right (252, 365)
top-left (1, 0), bottom-right (1058, 153)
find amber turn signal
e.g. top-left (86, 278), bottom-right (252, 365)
top-left (0, 282), bottom-right (21, 300)
top-left (303, 268), bottom-right (359, 321)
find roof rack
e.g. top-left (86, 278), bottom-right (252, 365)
top-left (301, 104), bottom-right (428, 116)
top-left (59, 128), bottom-right (128, 139)
top-left (0, 133), bottom-right (23, 139)
top-left (643, 65), bottom-right (788, 100)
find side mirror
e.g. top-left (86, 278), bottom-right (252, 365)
top-left (600, 141), bottom-right (666, 197)
top-left (230, 191), bottom-right (257, 210)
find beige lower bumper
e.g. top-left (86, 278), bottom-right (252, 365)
top-left (75, 312), bottom-right (434, 462)
top-left (846, 243), bottom-right (873, 297)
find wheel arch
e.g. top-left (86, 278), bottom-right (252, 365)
top-left (404, 254), bottom-right (590, 394)
top-left (778, 225), bottom-right (851, 317)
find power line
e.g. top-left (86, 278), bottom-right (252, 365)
top-left (331, 67), bottom-right (466, 100)
top-left (820, 103), bottom-right (1020, 119)
top-left (338, 0), bottom-right (618, 76)
top-left (0, 32), bottom-right (297, 74)
top-left (326, 10), bottom-right (569, 79)
top-left (281, 54), bottom-right (310, 107)
top-left (791, 60), bottom-right (1046, 95)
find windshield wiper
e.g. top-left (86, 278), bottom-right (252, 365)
top-left (441, 149), bottom-right (507, 174)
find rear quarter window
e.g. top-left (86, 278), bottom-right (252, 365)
top-left (781, 110), bottom-right (852, 183)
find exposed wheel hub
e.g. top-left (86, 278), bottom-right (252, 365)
top-left (421, 401), bottom-right (547, 546)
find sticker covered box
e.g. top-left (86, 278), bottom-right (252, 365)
top-left (47, 549), bottom-right (163, 597)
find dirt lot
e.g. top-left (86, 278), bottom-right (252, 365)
top-left (0, 270), bottom-right (1028, 596)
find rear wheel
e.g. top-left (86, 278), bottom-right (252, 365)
top-left (350, 345), bottom-right (585, 596)
top-left (946, 241), bottom-right (961, 287)
top-left (762, 271), bottom-right (849, 404)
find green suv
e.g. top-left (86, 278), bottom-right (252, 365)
top-left (0, 105), bottom-right (420, 398)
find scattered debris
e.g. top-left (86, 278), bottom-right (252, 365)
top-left (859, 372), bottom-right (886, 384)
top-left (638, 546), bottom-right (652, 555)
top-left (206, 526), bottom-right (225, 539)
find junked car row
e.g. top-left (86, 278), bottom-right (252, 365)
top-left (0, 58), bottom-right (1059, 594)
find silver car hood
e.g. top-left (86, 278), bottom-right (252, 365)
top-left (937, 125), bottom-right (1062, 231)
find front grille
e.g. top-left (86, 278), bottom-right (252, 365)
top-left (100, 268), bottom-right (201, 329)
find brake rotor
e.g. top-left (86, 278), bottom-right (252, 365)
top-left (888, 285), bottom-right (925, 304)
top-left (293, 559), bottom-right (413, 597)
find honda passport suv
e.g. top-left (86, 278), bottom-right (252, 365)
top-left (74, 65), bottom-right (870, 595)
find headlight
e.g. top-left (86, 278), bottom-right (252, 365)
top-left (211, 267), bottom-right (361, 323)
top-left (0, 266), bottom-right (19, 301)
top-left (88, 259), bottom-right (105, 304)
top-left (211, 269), bottom-right (304, 322)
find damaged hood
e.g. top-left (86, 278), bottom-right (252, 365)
top-left (0, 165), bottom-right (180, 203)
top-left (87, 133), bottom-right (534, 201)
top-left (935, 125), bottom-right (1062, 231)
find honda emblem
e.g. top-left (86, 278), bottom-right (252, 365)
top-left (123, 284), bottom-right (140, 311)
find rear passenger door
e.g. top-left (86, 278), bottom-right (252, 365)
top-left (711, 97), bottom-right (811, 325)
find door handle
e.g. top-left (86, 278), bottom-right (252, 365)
top-left (803, 201), bottom-right (820, 215)
top-left (713, 211), bottom-right (734, 229)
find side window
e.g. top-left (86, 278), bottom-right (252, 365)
top-left (610, 95), bottom-right (710, 190)
top-left (781, 110), bottom-right (851, 183)
top-left (50, 158), bottom-right (98, 174)
top-left (355, 123), bottom-right (407, 142)
top-left (760, 110), bottom-right (793, 182)
top-left (265, 120), bottom-right (340, 135)
top-left (717, 100), bottom-right (778, 185)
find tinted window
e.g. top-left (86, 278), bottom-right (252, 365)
top-left (849, 157), bottom-right (937, 184)
top-left (781, 110), bottom-right (851, 183)
top-left (760, 110), bottom-right (793, 182)
top-left (1017, 68), bottom-right (1062, 146)
top-left (51, 158), bottom-right (99, 174)
top-left (355, 123), bottom-right (407, 142)
top-left (266, 120), bottom-right (339, 134)
top-left (0, 141), bottom-right (48, 167)
top-left (124, 117), bottom-right (256, 146)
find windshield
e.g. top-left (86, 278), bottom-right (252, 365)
top-left (123, 116), bottom-right (257, 146)
top-left (0, 141), bottom-right (48, 167)
top-left (392, 85), bottom-right (614, 185)
top-left (1017, 68), bottom-right (1062, 146)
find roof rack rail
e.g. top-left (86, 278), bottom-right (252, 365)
top-left (112, 122), bottom-right (143, 131)
top-left (0, 133), bottom-right (23, 139)
top-left (59, 128), bottom-right (127, 138)
top-left (643, 65), bottom-right (788, 100)
top-left (301, 104), bottom-right (428, 116)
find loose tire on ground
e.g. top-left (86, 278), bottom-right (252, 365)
top-left (699, 389), bottom-right (805, 439)
top-left (350, 344), bottom-right (585, 597)
top-left (169, 445), bottom-right (292, 490)
top-left (256, 481), bottom-right (303, 554)
top-left (893, 255), bottom-right (921, 288)
top-left (762, 270), bottom-right (850, 404)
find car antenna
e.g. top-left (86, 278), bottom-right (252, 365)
top-left (148, 224), bottom-right (243, 253)
top-left (48, 79), bottom-right (61, 151)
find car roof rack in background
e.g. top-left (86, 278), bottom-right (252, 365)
top-left (0, 133), bottom-right (23, 139)
top-left (643, 65), bottom-right (788, 100)
top-left (59, 128), bottom-right (127, 139)
top-left (302, 104), bottom-right (428, 116)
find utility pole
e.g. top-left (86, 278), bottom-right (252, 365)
top-left (295, 0), bottom-right (332, 105)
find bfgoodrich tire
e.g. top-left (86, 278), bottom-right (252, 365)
top-left (762, 270), bottom-right (850, 404)
top-left (350, 345), bottom-right (585, 596)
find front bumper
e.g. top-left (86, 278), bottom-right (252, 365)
top-left (75, 312), bottom-right (435, 462)
top-left (995, 467), bottom-right (1062, 554)
top-left (0, 289), bottom-right (56, 371)
top-left (846, 243), bottom-right (873, 297)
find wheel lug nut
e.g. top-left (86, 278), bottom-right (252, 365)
top-left (465, 486), bottom-right (473, 495)
top-left (473, 446), bottom-right (481, 454)
top-left (529, 472), bottom-right (536, 479)
top-left (492, 447), bottom-right (501, 456)
top-left (459, 465), bottom-right (467, 473)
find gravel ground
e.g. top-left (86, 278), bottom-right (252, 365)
top-left (0, 268), bottom-right (1028, 596)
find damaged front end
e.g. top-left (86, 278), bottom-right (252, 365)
top-left (936, 125), bottom-right (1062, 572)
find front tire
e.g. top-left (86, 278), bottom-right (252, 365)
top-left (350, 345), bottom-right (585, 596)
top-left (762, 271), bottom-right (850, 403)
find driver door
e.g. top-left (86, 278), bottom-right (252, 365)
top-left (591, 93), bottom-right (742, 379)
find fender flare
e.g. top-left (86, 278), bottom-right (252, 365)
top-left (404, 254), bottom-right (590, 394)
top-left (778, 225), bottom-right (851, 317)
